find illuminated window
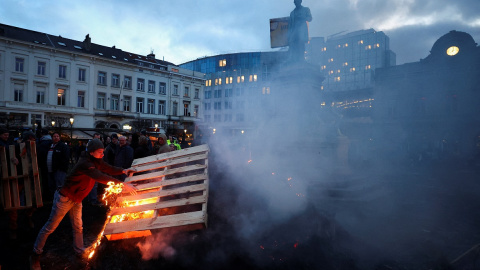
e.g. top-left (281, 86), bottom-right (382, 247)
top-left (226, 76), bottom-right (233, 84)
top-left (321, 47), bottom-right (327, 52)
top-left (337, 70), bottom-right (341, 73)
top-left (328, 58), bottom-right (334, 63)
top-left (219, 59), bottom-right (226, 67)
top-left (344, 43), bottom-right (348, 47)
top-left (365, 65), bottom-right (371, 70)
top-left (334, 77), bottom-right (341, 82)
top-left (321, 65), bottom-right (326, 70)
top-left (237, 76), bottom-right (245, 83)
top-left (343, 62), bottom-right (348, 66)
top-left (321, 86), bottom-right (324, 90)
top-left (262, 87), bottom-right (270, 95)
top-left (375, 43), bottom-right (380, 48)
top-left (206, 80), bottom-right (211, 87)
top-left (249, 74), bottom-right (257, 82)
top-left (329, 70), bottom-right (334, 75)
top-left (321, 102), bottom-right (326, 106)
top-left (365, 45), bottom-right (372, 50)
top-left (337, 44), bottom-right (341, 48)
top-left (358, 40), bottom-right (363, 44)
top-left (350, 67), bottom-right (356, 72)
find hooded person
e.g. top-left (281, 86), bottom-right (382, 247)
top-left (32, 139), bottom-right (137, 260)
top-left (157, 133), bottom-right (171, 154)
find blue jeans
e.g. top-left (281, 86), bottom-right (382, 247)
top-left (47, 171), bottom-right (67, 194)
top-left (33, 190), bottom-right (84, 255)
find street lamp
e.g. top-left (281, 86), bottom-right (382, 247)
top-left (51, 120), bottom-right (55, 127)
top-left (155, 123), bottom-right (158, 132)
top-left (69, 117), bottom-right (75, 139)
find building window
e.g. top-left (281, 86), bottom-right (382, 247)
top-left (183, 103), bottom-right (190, 116)
top-left (236, 113), bottom-right (244, 122)
top-left (112, 74), bottom-right (120, 88)
top-left (172, 102), bottom-right (178, 116)
top-left (214, 114), bottom-right (221, 122)
top-left (224, 114), bottom-right (232, 122)
top-left (365, 65), bottom-right (371, 70)
top-left (224, 101), bottom-right (232, 109)
top-left (237, 76), bottom-right (244, 83)
top-left (111, 94), bottom-right (120, 110)
top-left (219, 59), bottom-right (226, 67)
top-left (184, 86), bottom-right (189, 97)
top-left (147, 99), bottom-right (155, 114)
top-left (262, 87), bottom-right (270, 95)
top-left (136, 97), bottom-right (144, 113)
top-left (249, 74), bottom-right (257, 82)
top-left (235, 88), bottom-right (245, 96)
top-left (15, 57), bottom-right (24, 72)
top-left (205, 90), bottom-right (212, 99)
top-left (225, 88), bottom-right (233, 97)
top-left (78, 68), bottom-right (86, 82)
top-left (204, 103), bottom-right (211, 111)
top-left (173, 84), bottom-right (178, 95)
top-left (204, 115), bottom-right (211, 122)
top-left (36, 88), bottom-right (45, 104)
top-left (158, 100), bottom-right (166, 115)
top-left (98, 71), bottom-right (106, 85)
top-left (123, 96), bottom-right (131, 112)
top-left (236, 101), bottom-right (245, 110)
top-left (14, 84), bottom-right (23, 102)
top-left (58, 65), bottom-right (67, 79)
top-left (57, 88), bottom-right (66, 105)
top-left (148, 80), bottom-right (155, 93)
top-left (194, 105), bottom-right (199, 117)
top-left (159, 82), bottom-right (166, 94)
top-left (226, 77), bottom-right (233, 84)
top-left (215, 78), bottom-right (222, 85)
top-left (124, 76), bottom-right (132, 89)
top-left (77, 91), bottom-right (85, 108)
top-left (137, 78), bottom-right (145, 91)
top-left (206, 80), bottom-right (211, 87)
top-left (214, 89), bottom-right (222, 98)
top-left (194, 88), bottom-right (200, 99)
top-left (37, 61), bottom-right (46, 76)
top-left (97, 93), bottom-right (106, 109)
top-left (214, 102), bottom-right (221, 110)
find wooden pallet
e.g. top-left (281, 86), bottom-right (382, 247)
top-left (0, 141), bottom-right (43, 210)
top-left (103, 144), bottom-right (209, 240)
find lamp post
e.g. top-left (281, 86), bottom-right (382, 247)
top-left (69, 116), bottom-right (74, 139)
top-left (51, 120), bottom-right (55, 127)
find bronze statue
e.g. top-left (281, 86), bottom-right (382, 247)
top-left (288, 0), bottom-right (312, 62)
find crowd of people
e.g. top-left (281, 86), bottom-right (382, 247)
top-left (0, 127), bottom-right (191, 269)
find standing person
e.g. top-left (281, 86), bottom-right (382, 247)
top-left (157, 134), bottom-right (171, 154)
top-left (86, 133), bottom-right (102, 206)
top-left (134, 136), bottom-right (151, 159)
top-left (37, 129), bottom-right (52, 198)
top-left (31, 139), bottom-right (137, 260)
top-left (46, 132), bottom-right (70, 195)
top-left (114, 136), bottom-right (134, 181)
top-left (103, 134), bottom-right (118, 166)
top-left (140, 130), bottom-right (153, 153)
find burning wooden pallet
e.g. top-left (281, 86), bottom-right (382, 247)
top-left (0, 141), bottom-right (43, 210)
top-left (103, 144), bottom-right (210, 241)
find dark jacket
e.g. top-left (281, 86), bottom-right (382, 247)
top-left (49, 141), bottom-right (70, 172)
top-left (134, 145), bottom-right (151, 159)
top-left (60, 151), bottom-right (124, 203)
top-left (103, 142), bottom-right (118, 165)
top-left (114, 145), bottom-right (134, 169)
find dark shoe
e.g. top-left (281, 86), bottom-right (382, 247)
top-left (29, 252), bottom-right (41, 270)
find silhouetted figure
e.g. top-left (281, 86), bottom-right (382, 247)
top-left (288, 0), bottom-right (312, 63)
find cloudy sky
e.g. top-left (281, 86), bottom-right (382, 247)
top-left (1, 0), bottom-right (479, 65)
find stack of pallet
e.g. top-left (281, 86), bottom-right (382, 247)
top-left (103, 144), bottom-right (210, 241)
top-left (0, 141), bottom-right (43, 210)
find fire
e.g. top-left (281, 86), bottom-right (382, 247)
top-left (109, 197), bottom-right (158, 223)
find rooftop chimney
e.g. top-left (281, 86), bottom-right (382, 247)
top-left (147, 49), bottom-right (155, 60)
